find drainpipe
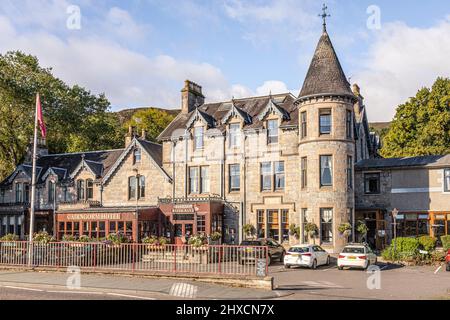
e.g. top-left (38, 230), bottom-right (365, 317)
top-left (172, 140), bottom-right (176, 199)
top-left (184, 132), bottom-right (189, 199)
top-left (221, 134), bottom-right (225, 199)
top-left (241, 132), bottom-right (248, 243)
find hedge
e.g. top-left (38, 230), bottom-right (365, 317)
top-left (418, 236), bottom-right (436, 252)
top-left (441, 235), bottom-right (450, 251)
top-left (381, 237), bottom-right (420, 261)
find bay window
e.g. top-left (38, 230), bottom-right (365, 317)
top-left (320, 208), bottom-right (333, 244)
top-left (320, 155), bottom-right (333, 187)
top-left (319, 109), bottom-right (332, 135)
top-left (229, 164), bottom-right (240, 192)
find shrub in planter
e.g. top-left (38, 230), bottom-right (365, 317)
top-left (62, 235), bottom-right (77, 242)
top-left (158, 237), bottom-right (170, 246)
top-left (33, 232), bottom-right (56, 244)
top-left (0, 234), bottom-right (19, 241)
top-left (338, 223), bottom-right (352, 238)
top-left (305, 223), bottom-right (318, 243)
top-left (188, 235), bottom-right (207, 248)
top-left (210, 232), bottom-right (222, 242)
top-left (441, 235), bottom-right (450, 251)
top-left (103, 232), bottom-right (129, 245)
top-left (418, 235), bottom-right (436, 252)
top-left (78, 235), bottom-right (92, 243)
top-left (142, 236), bottom-right (159, 245)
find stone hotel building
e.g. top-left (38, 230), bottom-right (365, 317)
top-left (1, 24), bottom-right (449, 252)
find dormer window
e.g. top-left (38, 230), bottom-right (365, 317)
top-left (15, 183), bottom-right (23, 203)
top-left (194, 127), bottom-right (204, 150)
top-left (133, 148), bottom-right (141, 164)
top-left (86, 179), bottom-right (94, 200)
top-left (77, 180), bottom-right (85, 201)
top-left (267, 120), bottom-right (279, 144)
top-left (319, 109), bottom-right (332, 135)
top-left (229, 123), bottom-right (241, 148)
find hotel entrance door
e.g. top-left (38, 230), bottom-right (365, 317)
top-left (174, 223), bottom-right (194, 245)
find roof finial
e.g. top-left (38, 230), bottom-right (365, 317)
top-left (319, 3), bottom-right (330, 33)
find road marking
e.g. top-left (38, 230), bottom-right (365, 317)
top-left (302, 281), bottom-right (343, 289)
top-left (107, 293), bottom-right (156, 300)
top-left (3, 286), bottom-right (43, 292)
top-left (46, 290), bottom-right (105, 295)
top-left (434, 266), bottom-right (442, 274)
top-left (169, 283), bottom-right (198, 299)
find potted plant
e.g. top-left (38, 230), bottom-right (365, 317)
top-left (289, 224), bottom-right (301, 240)
top-left (305, 223), bottom-right (318, 244)
top-left (338, 223), bottom-right (352, 242)
top-left (243, 224), bottom-right (256, 239)
top-left (0, 234), bottom-right (19, 242)
top-left (210, 232), bottom-right (222, 244)
top-left (356, 221), bottom-right (369, 243)
top-left (33, 231), bottom-right (56, 244)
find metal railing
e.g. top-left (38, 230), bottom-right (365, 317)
top-left (0, 242), bottom-right (269, 278)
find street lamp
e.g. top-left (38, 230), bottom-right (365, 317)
top-left (50, 176), bottom-right (57, 238)
top-left (392, 208), bottom-right (399, 256)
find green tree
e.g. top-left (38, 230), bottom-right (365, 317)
top-left (124, 108), bottom-right (175, 142)
top-left (381, 77), bottom-right (450, 158)
top-left (0, 51), bottom-right (122, 180)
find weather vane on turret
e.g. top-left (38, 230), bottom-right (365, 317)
top-left (319, 3), bottom-right (331, 32)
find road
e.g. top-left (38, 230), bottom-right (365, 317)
top-left (0, 262), bottom-right (448, 300)
top-left (270, 261), bottom-right (450, 300)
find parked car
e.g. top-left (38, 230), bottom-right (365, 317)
top-left (284, 245), bottom-right (330, 269)
top-left (238, 238), bottom-right (285, 265)
top-left (338, 244), bottom-right (377, 270)
top-left (446, 249), bottom-right (450, 272)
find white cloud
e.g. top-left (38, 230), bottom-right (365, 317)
top-left (354, 17), bottom-right (450, 122)
top-left (256, 81), bottom-right (289, 95)
top-left (223, 0), bottom-right (320, 46)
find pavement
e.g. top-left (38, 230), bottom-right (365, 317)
top-left (0, 270), bottom-right (283, 300)
top-left (0, 261), bottom-right (449, 300)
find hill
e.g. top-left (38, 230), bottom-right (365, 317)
top-left (115, 107), bottom-right (180, 125)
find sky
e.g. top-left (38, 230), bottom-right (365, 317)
top-left (0, 0), bottom-right (449, 122)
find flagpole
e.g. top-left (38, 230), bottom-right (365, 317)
top-left (29, 94), bottom-right (39, 244)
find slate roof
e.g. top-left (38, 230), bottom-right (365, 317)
top-left (138, 139), bottom-right (163, 167)
top-left (0, 149), bottom-right (124, 187)
top-left (158, 93), bottom-right (297, 141)
top-left (298, 30), bottom-right (354, 99)
top-left (356, 155), bottom-right (450, 170)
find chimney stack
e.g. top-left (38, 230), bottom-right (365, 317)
top-left (125, 126), bottom-right (136, 147)
top-left (352, 83), bottom-right (361, 96)
top-left (181, 80), bottom-right (205, 114)
top-left (25, 137), bottom-right (48, 164)
top-left (141, 129), bottom-right (147, 140)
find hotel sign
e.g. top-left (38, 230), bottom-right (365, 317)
top-left (172, 204), bottom-right (196, 214)
top-left (66, 213), bottom-right (122, 221)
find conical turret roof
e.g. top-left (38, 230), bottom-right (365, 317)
top-left (298, 30), bottom-right (353, 99)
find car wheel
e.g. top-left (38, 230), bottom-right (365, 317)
top-left (326, 256), bottom-right (330, 266)
top-left (338, 266), bottom-right (343, 270)
top-left (285, 264), bottom-right (291, 269)
top-left (267, 255), bottom-right (272, 266)
top-left (279, 252), bottom-right (285, 262)
top-left (311, 259), bottom-right (317, 270)
top-left (364, 261), bottom-right (370, 270)
top-left (446, 263), bottom-right (450, 272)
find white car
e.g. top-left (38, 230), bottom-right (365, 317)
top-left (337, 244), bottom-right (377, 270)
top-left (284, 245), bottom-right (330, 269)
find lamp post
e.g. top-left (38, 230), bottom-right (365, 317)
top-left (133, 168), bottom-right (140, 242)
top-left (50, 176), bottom-right (57, 238)
top-left (392, 208), bottom-right (399, 256)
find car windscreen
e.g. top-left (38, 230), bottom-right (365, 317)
top-left (240, 241), bottom-right (261, 246)
top-left (288, 247), bottom-right (309, 253)
top-left (342, 247), bottom-right (365, 254)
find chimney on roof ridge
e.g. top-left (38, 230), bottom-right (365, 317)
top-left (141, 129), bottom-right (147, 140)
top-left (181, 80), bottom-right (205, 114)
top-left (125, 125), bottom-right (137, 148)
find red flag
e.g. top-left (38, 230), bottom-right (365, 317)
top-left (36, 93), bottom-right (46, 138)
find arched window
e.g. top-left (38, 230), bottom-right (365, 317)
top-left (128, 176), bottom-right (137, 200)
top-left (86, 179), bottom-right (94, 200)
top-left (139, 176), bottom-right (145, 199)
top-left (77, 180), bottom-right (85, 201)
